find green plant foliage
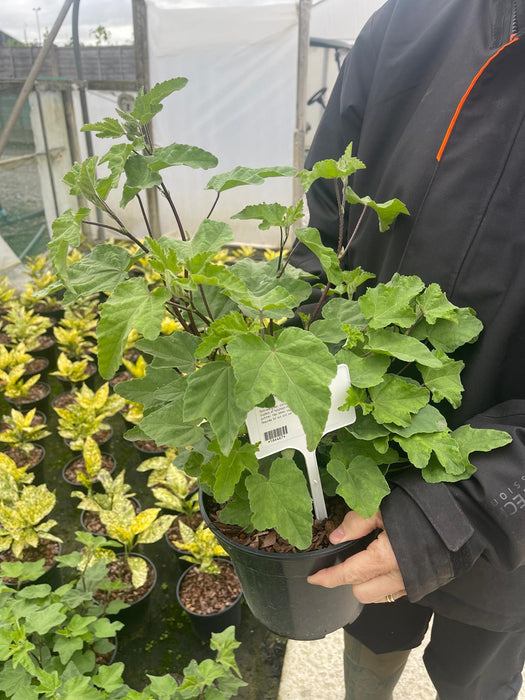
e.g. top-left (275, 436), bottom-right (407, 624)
top-left (45, 78), bottom-right (513, 551)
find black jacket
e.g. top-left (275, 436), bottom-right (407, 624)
top-left (300, 0), bottom-right (525, 632)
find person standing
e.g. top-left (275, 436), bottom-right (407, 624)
top-left (303, 1), bottom-right (525, 698)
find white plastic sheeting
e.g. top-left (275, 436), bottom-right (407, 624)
top-left (72, 1), bottom-right (387, 246)
top-left (147, 0), bottom-right (299, 246)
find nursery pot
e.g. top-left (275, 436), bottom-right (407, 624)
top-left (6, 381), bottom-right (51, 412)
top-left (62, 452), bottom-right (116, 488)
top-left (102, 553), bottom-right (158, 625)
top-left (176, 559), bottom-right (243, 641)
top-left (200, 492), bottom-right (368, 641)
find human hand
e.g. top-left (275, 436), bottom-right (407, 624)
top-left (307, 510), bottom-right (407, 604)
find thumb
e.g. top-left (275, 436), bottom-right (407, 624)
top-left (330, 509), bottom-right (383, 544)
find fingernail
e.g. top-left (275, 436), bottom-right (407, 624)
top-left (330, 527), bottom-right (344, 543)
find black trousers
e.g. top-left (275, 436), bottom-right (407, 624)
top-left (345, 598), bottom-right (525, 700)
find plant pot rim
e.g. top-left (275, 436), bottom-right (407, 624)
top-left (199, 490), bottom-right (358, 561)
top-left (176, 559), bottom-right (243, 619)
top-left (5, 381), bottom-right (51, 407)
top-left (62, 452), bottom-right (116, 486)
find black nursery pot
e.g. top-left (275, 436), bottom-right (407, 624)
top-left (200, 492), bottom-right (367, 641)
top-left (176, 560), bottom-right (243, 641)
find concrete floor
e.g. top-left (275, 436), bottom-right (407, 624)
top-left (278, 628), bottom-right (525, 699)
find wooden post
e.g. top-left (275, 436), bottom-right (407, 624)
top-left (293, 0), bottom-right (312, 219)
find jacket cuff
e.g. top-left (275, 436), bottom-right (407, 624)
top-left (381, 475), bottom-right (483, 601)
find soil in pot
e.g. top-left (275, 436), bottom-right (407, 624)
top-left (109, 370), bottom-right (132, 388)
top-left (0, 539), bottom-right (61, 588)
top-left (94, 553), bottom-right (157, 622)
top-left (33, 335), bottom-right (56, 360)
top-left (2, 444), bottom-right (45, 470)
top-left (62, 452), bottom-right (115, 486)
top-left (165, 512), bottom-right (203, 557)
top-left (134, 439), bottom-right (167, 455)
top-left (6, 381), bottom-right (51, 411)
top-left (55, 361), bottom-right (98, 389)
top-left (51, 391), bottom-right (76, 409)
top-left (23, 356), bottom-right (49, 378)
top-left (202, 494), bottom-right (372, 641)
top-left (64, 426), bottom-right (113, 451)
top-left (177, 560), bottom-right (243, 640)
top-left (0, 409), bottom-right (46, 433)
top-left (81, 497), bottom-right (141, 537)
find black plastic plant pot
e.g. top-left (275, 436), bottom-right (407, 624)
top-left (5, 382), bottom-right (51, 413)
top-left (200, 492), bottom-right (367, 641)
top-left (109, 553), bottom-right (158, 626)
top-left (176, 560), bottom-right (243, 641)
top-left (1, 540), bottom-right (62, 590)
top-left (62, 453), bottom-right (116, 489)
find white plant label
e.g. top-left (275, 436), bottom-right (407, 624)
top-left (245, 363), bottom-right (356, 458)
top-left (245, 364), bottom-right (356, 520)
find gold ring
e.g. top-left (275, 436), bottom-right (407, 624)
top-left (385, 593), bottom-right (396, 603)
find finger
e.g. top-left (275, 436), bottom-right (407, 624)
top-left (352, 573), bottom-right (407, 604)
top-left (330, 509), bottom-right (383, 545)
top-left (307, 532), bottom-right (400, 588)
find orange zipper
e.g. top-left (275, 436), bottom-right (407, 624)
top-left (436, 35), bottom-right (520, 162)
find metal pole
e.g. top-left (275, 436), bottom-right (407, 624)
top-left (0, 0), bottom-right (74, 157)
top-left (72, 0), bottom-right (104, 243)
top-left (35, 88), bottom-right (60, 218)
top-left (293, 0), bottom-right (313, 212)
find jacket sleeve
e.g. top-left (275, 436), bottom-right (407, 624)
top-left (292, 4), bottom-right (393, 275)
top-left (381, 400), bottom-right (525, 602)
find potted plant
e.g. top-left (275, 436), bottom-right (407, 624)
top-left (72, 469), bottom-right (141, 537)
top-left (0, 365), bottom-right (51, 411)
top-left (86, 498), bottom-right (175, 619)
top-left (0, 407), bottom-right (50, 472)
top-left (0, 454), bottom-right (62, 586)
top-left (1, 303), bottom-right (56, 360)
top-left (62, 436), bottom-right (116, 490)
top-left (45, 78), bottom-right (512, 640)
top-left (175, 521), bottom-right (243, 641)
top-left (55, 381), bottom-right (124, 451)
top-left (51, 351), bottom-right (97, 389)
top-left (19, 252), bottom-right (62, 318)
top-left (137, 449), bottom-right (200, 555)
top-left (0, 275), bottom-right (16, 317)
top-left (0, 558), bottom-right (123, 689)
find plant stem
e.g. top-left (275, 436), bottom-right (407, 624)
top-left (159, 183), bottom-right (187, 241)
top-left (339, 205), bottom-right (368, 261)
top-left (306, 280), bottom-right (331, 328)
top-left (206, 192), bottom-right (221, 219)
top-left (136, 192), bottom-right (153, 239)
top-left (198, 284), bottom-right (214, 323)
top-left (83, 221), bottom-right (149, 254)
top-left (166, 301), bottom-right (193, 334)
top-left (335, 178), bottom-right (345, 256)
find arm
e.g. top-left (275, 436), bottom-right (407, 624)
top-left (308, 401), bottom-right (525, 606)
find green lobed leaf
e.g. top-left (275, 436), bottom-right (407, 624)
top-left (294, 227), bottom-right (343, 286)
top-left (62, 244), bottom-right (131, 301)
top-left (393, 431), bottom-right (466, 474)
top-left (207, 440), bottom-right (259, 503)
top-left (123, 154), bottom-right (162, 192)
top-left (384, 403), bottom-right (448, 437)
top-left (148, 143), bottom-right (218, 172)
top-left (136, 332), bottom-right (200, 373)
top-left (453, 424), bottom-right (512, 457)
top-left (138, 402), bottom-right (204, 450)
top-left (336, 349), bottom-right (390, 389)
top-left (365, 328), bottom-right (443, 367)
top-left (99, 142), bottom-right (134, 191)
top-left (345, 191), bottom-right (409, 232)
top-left (184, 362), bottom-right (247, 455)
top-left (416, 283), bottom-right (458, 324)
top-left (81, 116), bottom-right (125, 138)
top-left (358, 273), bottom-right (424, 328)
top-left (206, 165), bottom-right (296, 193)
top-left (246, 458), bottom-right (313, 550)
top-left (327, 456), bottom-right (391, 518)
top-left (219, 479), bottom-right (253, 529)
top-left (232, 201), bottom-right (303, 231)
top-left (48, 207), bottom-right (90, 283)
top-left (418, 351), bottom-right (465, 408)
top-left (421, 455), bottom-right (476, 484)
top-left (299, 142), bottom-right (365, 192)
top-left (130, 77), bottom-right (189, 124)
top-left (412, 307), bottom-right (483, 353)
top-left (369, 375), bottom-right (429, 427)
top-left (115, 367), bottom-right (179, 406)
top-left (97, 278), bottom-right (170, 378)
top-left (194, 312), bottom-right (250, 359)
top-left (228, 327), bottom-right (337, 450)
